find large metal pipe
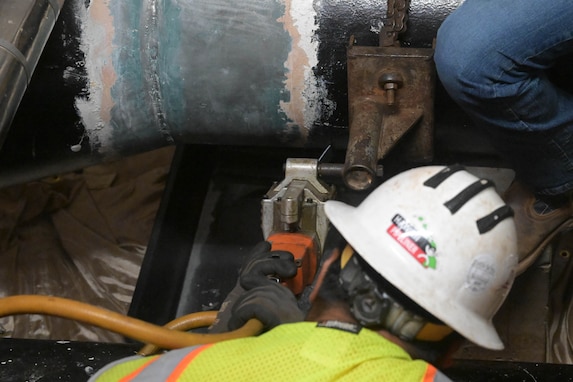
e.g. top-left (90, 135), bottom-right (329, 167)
top-left (0, 0), bottom-right (65, 148)
top-left (60, 0), bottom-right (461, 155)
top-left (0, 0), bottom-right (469, 187)
top-left (73, 0), bottom-right (337, 155)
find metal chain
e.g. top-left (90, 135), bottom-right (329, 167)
top-left (381, 0), bottom-right (411, 47)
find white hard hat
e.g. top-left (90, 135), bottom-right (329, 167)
top-left (325, 165), bottom-right (518, 350)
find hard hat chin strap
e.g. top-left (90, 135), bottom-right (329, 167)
top-left (339, 245), bottom-right (452, 342)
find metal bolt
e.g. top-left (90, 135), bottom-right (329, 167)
top-left (379, 73), bottom-right (403, 106)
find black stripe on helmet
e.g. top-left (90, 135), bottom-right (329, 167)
top-left (423, 164), bottom-right (466, 189)
top-left (477, 205), bottom-right (514, 234)
top-left (444, 179), bottom-right (494, 214)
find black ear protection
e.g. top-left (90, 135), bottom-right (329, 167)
top-left (338, 245), bottom-right (453, 342)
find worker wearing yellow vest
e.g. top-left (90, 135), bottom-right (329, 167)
top-left (90, 165), bottom-right (518, 381)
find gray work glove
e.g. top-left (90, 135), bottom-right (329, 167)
top-left (228, 282), bottom-right (305, 330)
top-left (209, 241), bottom-right (302, 332)
top-left (238, 241), bottom-right (298, 290)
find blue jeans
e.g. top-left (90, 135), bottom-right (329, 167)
top-left (434, 0), bottom-right (573, 197)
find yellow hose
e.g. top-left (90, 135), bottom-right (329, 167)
top-left (0, 295), bottom-right (263, 350)
top-left (137, 311), bottom-right (218, 356)
top-left (157, 310), bottom-right (219, 332)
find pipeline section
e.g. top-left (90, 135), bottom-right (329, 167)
top-left (0, 0), bottom-right (66, 148)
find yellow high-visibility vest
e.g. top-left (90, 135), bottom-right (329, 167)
top-left (91, 321), bottom-right (451, 381)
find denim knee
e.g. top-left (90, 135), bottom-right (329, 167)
top-left (434, 17), bottom-right (498, 106)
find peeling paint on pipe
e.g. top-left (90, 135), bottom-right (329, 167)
top-left (1, 0), bottom-right (465, 187)
top-left (75, 0), bottom-right (336, 156)
top-left (0, 0), bottom-right (65, 148)
top-left (69, 0), bottom-right (460, 158)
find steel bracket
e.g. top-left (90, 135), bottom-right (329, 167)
top-left (344, 42), bottom-right (436, 190)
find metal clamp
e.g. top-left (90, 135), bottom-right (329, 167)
top-left (261, 158), bottom-right (335, 253)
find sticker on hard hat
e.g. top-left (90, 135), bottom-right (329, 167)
top-left (387, 214), bottom-right (437, 269)
top-left (465, 256), bottom-right (496, 292)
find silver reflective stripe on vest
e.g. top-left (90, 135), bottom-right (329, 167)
top-left (433, 369), bottom-right (454, 382)
top-left (131, 345), bottom-right (206, 381)
top-left (88, 355), bottom-right (143, 381)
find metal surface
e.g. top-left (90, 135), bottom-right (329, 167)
top-left (0, 0), bottom-right (475, 188)
top-left (60, 0), bottom-right (329, 154)
top-left (72, 0), bottom-right (441, 153)
top-left (262, 158), bottom-right (335, 253)
top-left (261, 157), bottom-right (334, 296)
top-left (344, 42), bottom-right (435, 190)
top-left (0, 0), bottom-right (65, 148)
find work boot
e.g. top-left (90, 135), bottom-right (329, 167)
top-left (503, 181), bottom-right (573, 275)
